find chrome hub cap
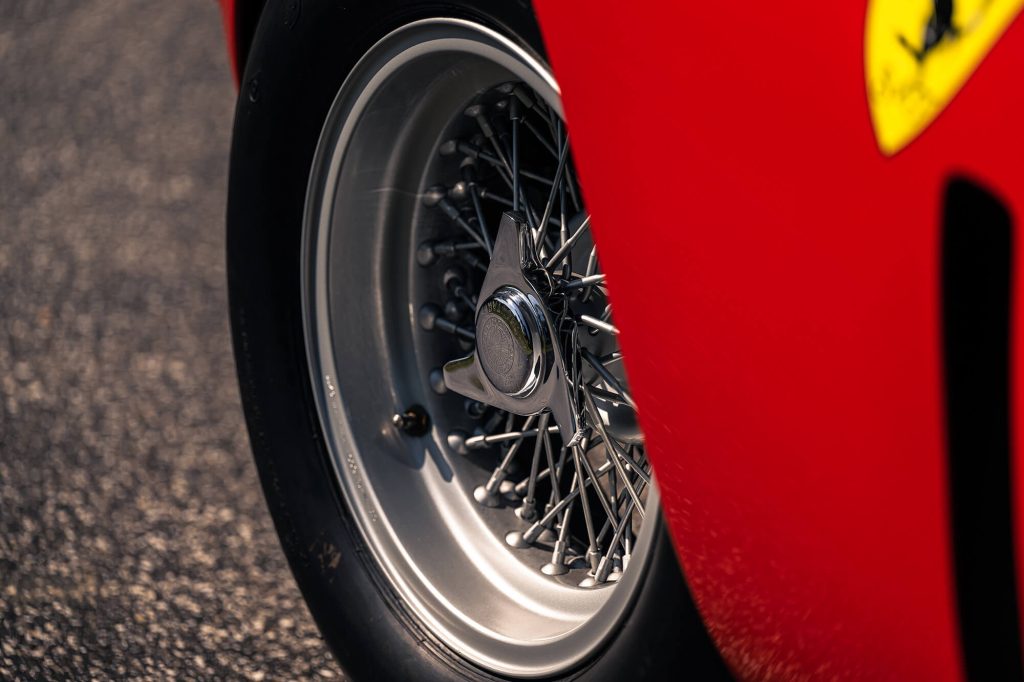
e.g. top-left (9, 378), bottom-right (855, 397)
top-left (476, 285), bottom-right (545, 397)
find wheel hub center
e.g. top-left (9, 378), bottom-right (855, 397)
top-left (476, 287), bottom-right (546, 397)
top-left (444, 212), bottom-right (581, 444)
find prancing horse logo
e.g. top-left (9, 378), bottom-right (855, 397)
top-left (865, 0), bottom-right (1023, 155)
top-left (898, 0), bottom-right (959, 62)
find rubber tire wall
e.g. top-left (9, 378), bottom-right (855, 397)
top-left (226, 0), bottom-right (733, 678)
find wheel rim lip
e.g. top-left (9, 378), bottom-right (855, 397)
top-left (300, 18), bottom-right (660, 678)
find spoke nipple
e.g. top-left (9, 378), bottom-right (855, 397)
top-left (511, 83), bottom-right (536, 111)
top-left (464, 399), bottom-right (486, 419)
top-left (391, 404), bottom-right (430, 437)
top-left (505, 530), bottom-right (531, 549)
top-left (439, 139), bottom-right (458, 156)
top-left (541, 561), bottom-right (568, 576)
top-left (449, 181), bottom-right (468, 201)
top-left (594, 555), bottom-right (613, 583)
top-left (421, 185), bottom-right (446, 207)
top-left (418, 303), bottom-right (442, 331)
top-left (416, 241), bottom-right (438, 267)
top-left (541, 540), bottom-right (569, 575)
top-left (483, 411), bottom-right (504, 433)
top-left (444, 299), bottom-right (465, 322)
top-left (446, 430), bottom-right (469, 455)
top-left (473, 485), bottom-right (500, 508)
top-left (522, 524), bottom-right (543, 544)
top-left (429, 368), bottom-right (447, 395)
top-left (472, 116), bottom-right (495, 139)
top-left (443, 265), bottom-right (466, 289)
top-left (515, 499), bottom-right (537, 522)
top-left (535, 526), bottom-right (558, 544)
top-left (499, 479), bottom-right (519, 500)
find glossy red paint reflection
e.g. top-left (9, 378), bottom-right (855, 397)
top-left (533, 1), bottom-right (1024, 679)
top-left (218, 0), bottom-right (239, 83)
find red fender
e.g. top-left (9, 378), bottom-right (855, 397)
top-left (533, 1), bottom-right (1024, 679)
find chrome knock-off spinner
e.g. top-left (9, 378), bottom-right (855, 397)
top-left (443, 212), bottom-right (582, 445)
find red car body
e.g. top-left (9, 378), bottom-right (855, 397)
top-left (218, 2), bottom-right (1024, 678)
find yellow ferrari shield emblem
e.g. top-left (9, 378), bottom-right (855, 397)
top-left (865, 0), bottom-right (1024, 155)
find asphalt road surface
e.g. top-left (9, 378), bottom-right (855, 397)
top-left (0, 1), bottom-right (341, 678)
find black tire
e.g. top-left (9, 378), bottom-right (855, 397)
top-left (226, 1), bottom-right (732, 679)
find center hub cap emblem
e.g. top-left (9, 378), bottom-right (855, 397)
top-left (476, 286), bottom-right (546, 397)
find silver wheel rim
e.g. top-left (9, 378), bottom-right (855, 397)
top-left (301, 19), bottom-right (659, 678)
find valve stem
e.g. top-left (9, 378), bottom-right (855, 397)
top-left (391, 404), bottom-right (430, 437)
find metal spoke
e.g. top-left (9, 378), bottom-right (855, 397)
top-left (475, 414), bottom-right (537, 506)
top-left (543, 429), bottom-right (563, 507)
top-left (524, 117), bottom-right (557, 157)
top-left (464, 424), bottom-right (559, 449)
top-left (479, 188), bottom-right (561, 229)
top-left (467, 104), bottom-right (514, 181)
top-left (422, 187), bottom-right (492, 254)
top-left (517, 412), bottom-right (549, 521)
top-left (593, 497), bottom-right (636, 583)
top-left (544, 214), bottom-right (591, 271)
top-left (571, 446), bottom-right (600, 572)
top-left (574, 441), bottom-right (620, 530)
top-left (422, 79), bottom-right (652, 587)
top-left (583, 388), bottom-right (646, 519)
top-left (457, 140), bottom-right (554, 187)
top-left (608, 439), bottom-right (651, 486)
top-left (521, 459), bottom-right (615, 544)
top-left (511, 98), bottom-right (521, 213)
top-left (548, 436), bottom-right (569, 513)
top-left (514, 466), bottom-right (549, 497)
top-left (534, 126), bottom-right (571, 249)
top-left (418, 303), bottom-right (475, 340)
top-left (542, 470), bottom-right (578, 575)
top-left (585, 384), bottom-right (630, 406)
top-left (446, 137), bottom-right (540, 227)
top-left (558, 273), bottom-right (606, 292)
top-left (461, 166), bottom-right (493, 253)
top-left (581, 245), bottom-right (599, 302)
top-left (576, 314), bottom-right (619, 336)
top-left (558, 134), bottom-right (568, 267)
top-left (581, 348), bottom-right (636, 410)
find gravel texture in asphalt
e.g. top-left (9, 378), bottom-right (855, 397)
top-left (0, 1), bottom-right (341, 678)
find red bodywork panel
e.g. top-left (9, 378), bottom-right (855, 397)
top-left (219, 0), bottom-right (1024, 678)
top-left (218, 0), bottom-right (240, 83)
top-left (532, 2), bottom-right (1024, 680)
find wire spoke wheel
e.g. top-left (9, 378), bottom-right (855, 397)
top-left (301, 19), bottom-right (659, 678)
